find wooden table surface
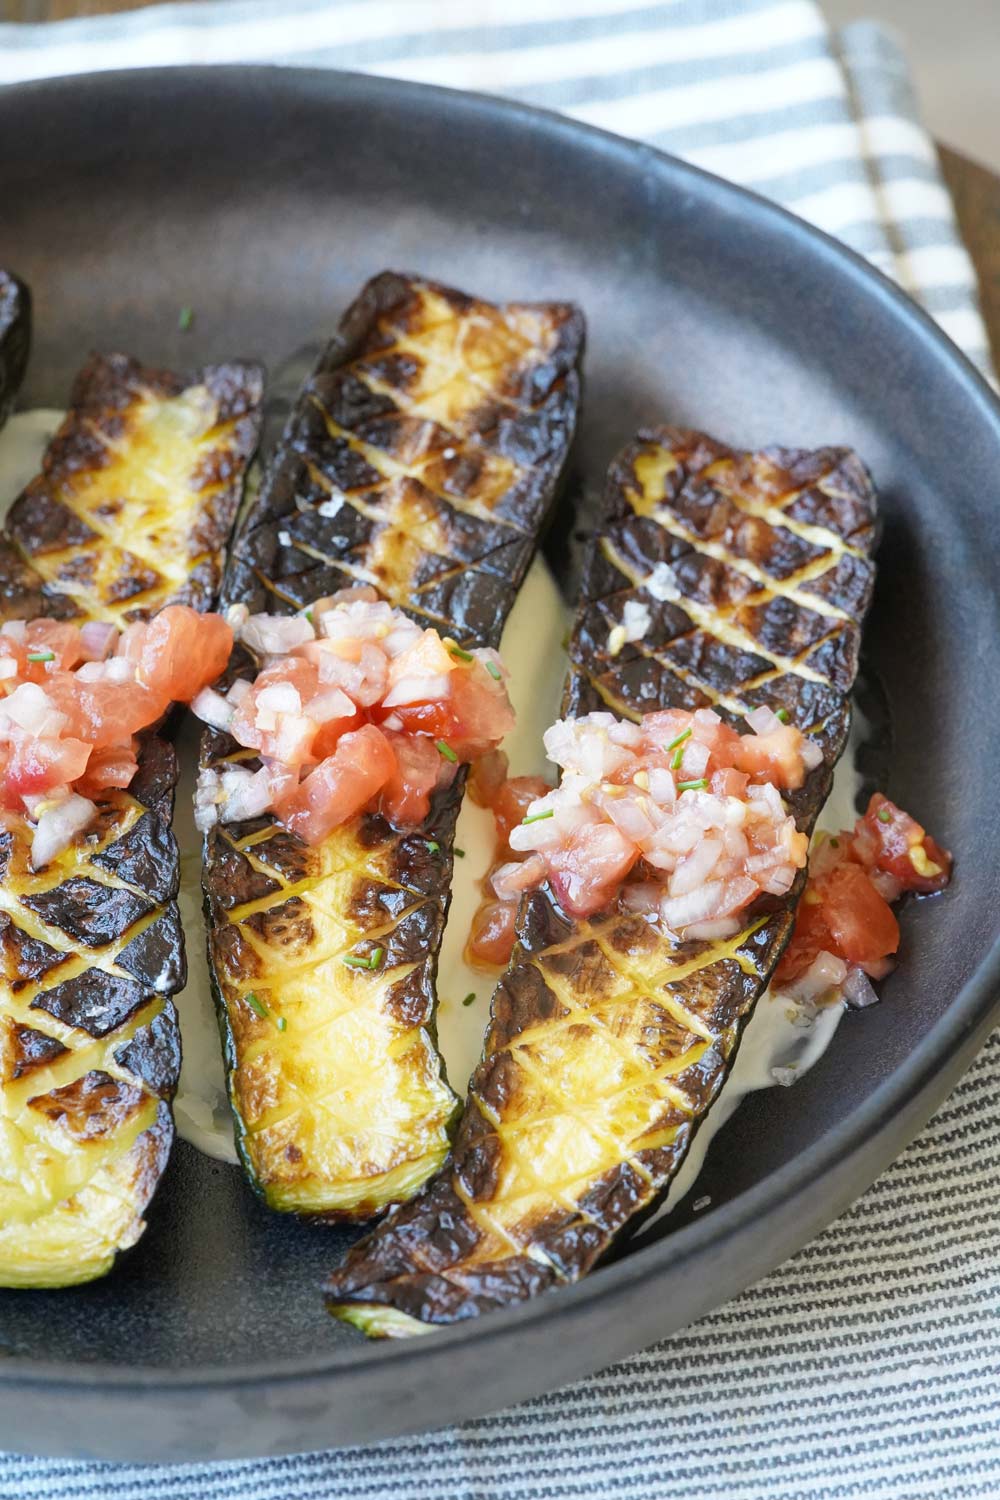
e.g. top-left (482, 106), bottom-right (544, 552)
top-left (3, 0), bottom-right (999, 373)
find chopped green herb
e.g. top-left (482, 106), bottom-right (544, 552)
top-left (666, 727), bottom-right (692, 751)
top-left (178, 305), bottom-right (195, 332)
top-left (449, 645), bottom-right (474, 662)
top-left (522, 809), bottom-right (555, 825)
top-left (877, 807), bottom-right (892, 824)
top-left (26, 650), bottom-right (55, 663)
top-left (776, 707), bottom-right (790, 724)
top-left (342, 953), bottom-right (372, 971)
top-left (454, 847), bottom-right (466, 859)
top-left (484, 660), bottom-right (503, 681)
top-left (369, 946), bottom-right (385, 970)
top-left (670, 746), bottom-right (685, 771)
top-left (677, 778), bottom-right (708, 792)
top-left (830, 838), bottom-right (840, 849)
top-left (436, 739), bottom-right (458, 763)
top-left (246, 992), bottom-right (268, 1019)
top-left (275, 1016), bottom-right (288, 1032)
top-left (304, 609), bottom-right (314, 625)
top-left (426, 839), bottom-right (441, 854)
top-left (462, 992), bottom-right (477, 1007)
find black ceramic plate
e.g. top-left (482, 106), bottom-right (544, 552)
top-left (2, 67), bottom-right (999, 1463)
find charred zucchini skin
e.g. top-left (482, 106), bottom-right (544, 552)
top-left (0, 352), bottom-right (264, 625)
top-left (0, 271), bottom-right (31, 429)
top-left (324, 426), bottom-right (878, 1332)
top-left (203, 272), bottom-right (584, 1219)
top-left (0, 353), bottom-right (263, 1288)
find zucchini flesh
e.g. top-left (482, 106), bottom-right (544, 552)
top-left (203, 272), bottom-right (584, 1218)
top-left (324, 426), bottom-right (878, 1332)
top-left (0, 354), bottom-right (263, 1287)
top-left (0, 270), bottom-right (31, 430)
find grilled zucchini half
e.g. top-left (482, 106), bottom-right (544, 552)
top-left (324, 425), bottom-right (878, 1334)
top-left (0, 352), bottom-right (263, 1288)
top-left (202, 271), bottom-right (584, 1219)
top-left (0, 271), bottom-right (31, 429)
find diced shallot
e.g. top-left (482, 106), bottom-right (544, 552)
top-left (191, 686), bottom-right (235, 731)
top-left (239, 613), bottom-right (315, 657)
top-left (30, 792), bottom-right (98, 870)
top-left (79, 621), bottom-right (118, 662)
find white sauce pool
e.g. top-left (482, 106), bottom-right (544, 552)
top-left (0, 410), bottom-right (865, 1201)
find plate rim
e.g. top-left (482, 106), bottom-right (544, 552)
top-left (2, 60), bottom-right (999, 1402)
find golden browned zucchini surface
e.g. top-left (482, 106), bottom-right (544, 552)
top-left (203, 272), bottom-right (584, 1218)
top-left (0, 353), bottom-right (263, 1287)
top-left (0, 270), bottom-right (31, 430)
top-left (324, 426), bottom-right (878, 1333)
top-left (0, 352), bottom-right (262, 625)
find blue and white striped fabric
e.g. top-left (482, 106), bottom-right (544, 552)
top-left (1, 4), bottom-right (997, 1498)
top-left (0, 0), bottom-right (992, 373)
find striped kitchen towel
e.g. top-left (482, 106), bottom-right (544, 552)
top-left (0, 0), bottom-right (992, 374)
top-left (1, 4), bottom-right (998, 1500)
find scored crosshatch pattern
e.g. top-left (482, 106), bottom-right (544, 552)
top-left (203, 273), bottom-right (584, 1219)
top-left (0, 742), bottom-right (182, 1286)
top-left (324, 426), bottom-right (879, 1335)
top-left (0, 353), bottom-right (264, 626)
top-left (0, 356), bottom-right (263, 1287)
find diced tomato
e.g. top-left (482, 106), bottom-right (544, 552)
top-left (465, 899), bottom-right (518, 970)
top-left (491, 776), bottom-right (552, 849)
top-left (819, 862), bottom-right (899, 967)
top-left (548, 823), bottom-right (640, 918)
top-left (45, 676), bottom-right (158, 748)
top-left (710, 767), bottom-right (749, 799)
top-left (23, 620), bottom-right (85, 674)
top-left (75, 742), bottom-right (140, 796)
top-left (275, 726), bottom-right (397, 845)
top-left (468, 749), bottom-right (509, 808)
top-left (131, 605), bottom-right (233, 707)
top-left (730, 724), bottom-right (807, 790)
top-left (383, 661), bottom-right (515, 760)
top-left (230, 659), bottom-right (322, 766)
top-left (3, 736), bottom-right (92, 805)
top-left (379, 732), bottom-right (448, 826)
top-left (310, 707), bottom-right (364, 761)
top-left (859, 794), bottom-right (952, 894)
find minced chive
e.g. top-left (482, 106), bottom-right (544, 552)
top-left (677, 778), bottom-right (708, 792)
top-left (304, 609), bottom-right (314, 624)
top-left (484, 660), bottom-right (502, 681)
top-left (462, 992), bottom-right (477, 1007)
top-left (449, 645), bottom-right (474, 662)
top-left (666, 727), bottom-right (692, 752)
top-left (276, 1016), bottom-right (288, 1032)
top-left (454, 847), bottom-right (466, 859)
top-left (178, 305), bottom-right (195, 332)
top-left (776, 707), bottom-right (790, 724)
top-left (522, 809), bottom-right (554, 825)
top-left (670, 746), bottom-right (685, 771)
top-left (369, 946), bottom-right (385, 969)
top-left (436, 739), bottom-right (458, 763)
top-left (877, 807), bottom-right (892, 824)
top-left (246, 992), bottom-right (268, 1019)
top-left (27, 650), bottom-right (55, 663)
top-left (426, 839), bottom-right (441, 854)
top-left (342, 953), bottom-right (372, 971)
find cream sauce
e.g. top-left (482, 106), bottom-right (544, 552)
top-left (0, 410), bottom-right (865, 1192)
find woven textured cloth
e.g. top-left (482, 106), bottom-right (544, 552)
top-left (1, 3), bottom-right (998, 1496)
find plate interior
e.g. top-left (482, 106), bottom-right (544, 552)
top-left (0, 68), bottom-right (998, 1388)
